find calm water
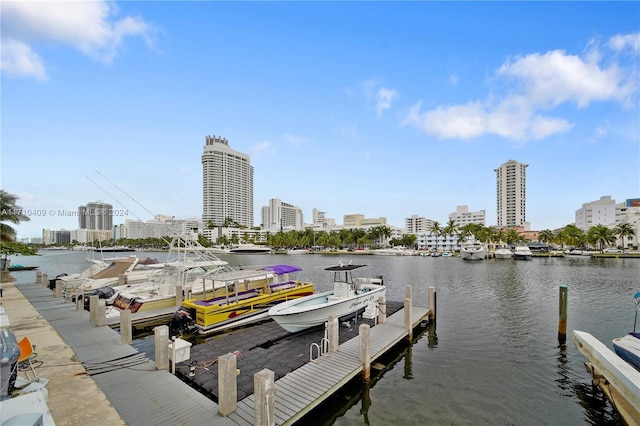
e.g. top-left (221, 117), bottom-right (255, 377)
top-left (7, 250), bottom-right (639, 425)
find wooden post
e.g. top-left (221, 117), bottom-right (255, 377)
top-left (328, 315), bottom-right (339, 353)
top-left (254, 368), bottom-right (275, 426)
top-left (96, 300), bottom-right (107, 326)
top-left (378, 295), bottom-right (387, 324)
top-left (42, 273), bottom-right (48, 288)
top-left (121, 309), bottom-right (132, 344)
top-left (54, 281), bottom-right (62, 298)
top-left (36, 271), bottom-right (42, 285)
top-left (218, 353), bottom-right (238, 416)
top-left (359, 324), bottom-right (371, 381)
top-left (405, 284), bottom-right (412, 301)
top-left (89, 295), bottom-right (99, 323)
top-left (428, 286), bottom-right (436, 321)
top-left (154, 325), bottom-right (169, 371)
top-left (175, 285), bottom-right (183, 306)
top-left (76, 293), bottom-right (84, 311)
top-left (404, 298), bottom-right (413, 340)
top-left (558, 286), bottom-right (568, 344)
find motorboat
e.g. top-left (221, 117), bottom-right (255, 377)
top-left (268, 263), bottom-right (385, 333)
top-left (171, 264), bottom-right (315, 335)
top-left (494, 246), bottom-right (513, 259)
top-left (373, 247), bottom-right (415, 256)
top-left (98, 233), bottom-right (229, 314)
top-left (513, 245), bottom-right (532, 260)
top-left (229, 244), bottom-right (272, 254)
top-left (460, 243), bottom-right (486, 261)
top-left (287, 248), bottom-right (310, 255)
top-left (612, 292), bottom-right (640, 372)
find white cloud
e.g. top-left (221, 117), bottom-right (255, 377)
top-left (403, 34), bottom-right (637, 141)
top-left (608, 32), bottom-right (640, 53)
top-left (1, 0), bottom-right (154, 79)
top-left (251, 141), bottom-right (275, 158)
top-left (0, 39), bottom-right (47, 81)
top-left (376, 87), bottom-right (398, 117)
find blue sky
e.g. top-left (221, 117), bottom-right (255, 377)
top-left (2, 1), bottom-right (639, 239)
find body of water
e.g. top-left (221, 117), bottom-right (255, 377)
top-left (7, 250), bottom-right (639, 425)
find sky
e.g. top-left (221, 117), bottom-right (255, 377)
top-left (2, 1), bottom-right (639, 239)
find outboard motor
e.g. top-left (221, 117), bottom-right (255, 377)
top-left (170, 307), bottom-right (196, 335)
top-left (0, 330), bottom-right (20, 400)
top-left (83, 286), bottom-right (116, 310)
top-left (49, 273), bottom-right (68, 290)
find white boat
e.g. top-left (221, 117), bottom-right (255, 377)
top-left (287, 248), bottom-right (310, 255)
top-left (460, 243), bottom-right (486, 261)
top-left (494, 246), bottom-right (513, 259)
top-left (613, 292), bottom-right (640, 372)
top-left (513, 245), bottom-right (532, 260)
top-left (229, 244), bottom-right (272, 254)
top-left (373, 247), bottom-right (415, 256)
top-left (268, 263), bottom-right (385, 333)
top-left (100, 233), bottom-right (230, 313)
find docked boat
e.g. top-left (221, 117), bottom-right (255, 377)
top-left (513, 245), bottom-right (532, 260)
top-left (460, 243), bottom-right (486, 261)
top-left (287, 248), bottom-right (310, 255)
top-left (93, 245), bottom-right (136, 253)
top-left (268, 263), bottom-right (385, 333)
top-left (494, 246), bottom-right (513, 259)
top-left (373, 247), bottom-right (415, 256)
top-left (229, 244), bottom-right (272, 254)
top-left (171, 264), bottom-right (315, 334)
top-left (613, 292), bottom-right (640, 372)
top-left (104, 235), bottom-right (231, 312)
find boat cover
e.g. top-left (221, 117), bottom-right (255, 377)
top-left (260, 264), bottom-right (302, 275)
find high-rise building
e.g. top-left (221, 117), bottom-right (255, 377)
top-left (261, 198), bottom-right (303, 231)
top-left (202, 135), bottom-right (254, 228)
top-left (78, 201), bottom-right (113, 230)
top-left (495, 160), bottom-right (528, 227)
top-left (449, 205), bottom-right (486, 227)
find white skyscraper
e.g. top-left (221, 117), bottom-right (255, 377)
top-left (202, 135), bottom-right (254, 228)
top-left (495, 160), bottom-right (528, 227)
top-left (261, 198), bottom-right (304, 231)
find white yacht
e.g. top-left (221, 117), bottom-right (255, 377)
top-left (460, 243), bottom-right (486, 261)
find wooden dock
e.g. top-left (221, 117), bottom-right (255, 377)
top-left (7, 275), bottom-right (433, 425)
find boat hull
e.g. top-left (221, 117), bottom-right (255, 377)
top-left (613, 334), bottom-right (640, 372)
top-left (268, 286), bottom-right (386, 333)
top-left (461, 246), bottom-right (486, 261)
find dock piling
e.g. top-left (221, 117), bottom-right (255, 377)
top-left (254, 369), bottom-right (275, 426)
top-left (36, 271), bottom-right (42, 285)
top-left (218, 353), bottom-right (238, 416)
top-left (175, 286), bottom-right (183, 306)
top-left (328, 315), bottom-right (339, 352)
top-left (359, 324), bottom-right (371, 381)
top-left (558, 286), bottom-right (568, 344)
top-left (89, 295), bottom-right (98, 323)
top-left (154, 325), bottom-right (169, 371)
top-left (54, 281), bottom-right (62, 298)
top-left (428, 286), bottom-right (436, 321)
top-left (120, 309), bottom-right (132, 344)
top-left (42, 273), bottom-right (48, 288)
top-left (96, 300), bottom-right (107, 326)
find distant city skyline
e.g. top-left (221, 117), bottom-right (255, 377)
top-left (2, 1), bottom-right (638, 238)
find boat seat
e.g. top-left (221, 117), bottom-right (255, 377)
top-left (269, 281), bottom-right (296, 291)
top-left (193, 290), bottom-right (260, 307)
top-left (18, 336), bottom-right (40, 381)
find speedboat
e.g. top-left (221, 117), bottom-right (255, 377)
top-left (612, 292), bottom-right (640, 372)
top-left (494, 246), bottom-right (513, 259)
top-left (171, 264), bottom-right (315, 334)
top-left (229, 244), bottom-right (272, 254)
top-left (268, 263), bottom-right (385, 333)
top-left (373, 247), bottom-right (415, 256)
top-left (460, 243), bottom-right (486, 261)
top-left (287, 248), bottom-right (310, 255)
top-left (513, 245), bottom-right (532, 260)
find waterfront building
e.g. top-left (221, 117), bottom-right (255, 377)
top-left (449, 205), bottom-right (486, 227)
top-left (42, 229), bottom-right (71, 245)
top-left (261, 199), bottom-right (304, 232)
top-left (78, 201), bottom-right (113, 231)
top-left (405, 215), bottom-right (433, 234)
top-left (114, 216), bottom-right (202, 240)
top-left (343, 214), bottom-right (387, 229)
top-left (575, 195), bottom-right (619, 231)
top-left (495, 160), bottom-right (528, 227)
top-left (202, 135), bottom-right (254, 228)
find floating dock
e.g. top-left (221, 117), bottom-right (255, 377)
top-left (4, 275), bottom-right (433, 425)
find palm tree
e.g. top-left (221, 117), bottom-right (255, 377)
top-left (538, 229), bottom-right (555, 249)
top-left (429, 221), bottom-right (442, 253)
top-left (613, 222), bottom-right (635, 250)
top-left (443, 219), bottom-right (458, 252)
top-left (587, 225), bottom-right (616, 251)
top-left (1, 190), bottom-right (30, 243)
